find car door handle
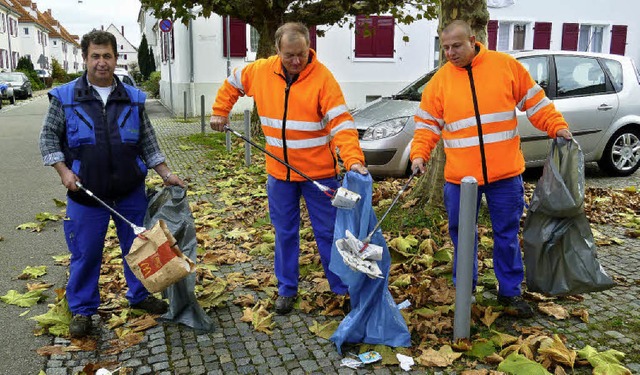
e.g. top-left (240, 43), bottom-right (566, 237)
top-left (597, 104), bottom-right (614, 111)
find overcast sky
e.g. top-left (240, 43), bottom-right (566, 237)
top-left (33, 0), bottom-right (142, 47)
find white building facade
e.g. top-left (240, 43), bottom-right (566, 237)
top-left (106, 24), bottom-right (138, 71)
top-left (140, 0), bottom-right (640, 117)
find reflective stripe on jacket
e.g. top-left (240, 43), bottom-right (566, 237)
top-left (410, 42), bottom-right (568, 185)
top-left (212, 49), bottom-right (364, 181)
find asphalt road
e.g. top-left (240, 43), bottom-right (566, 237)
top-left (0, 96), bottom-right (67, 375)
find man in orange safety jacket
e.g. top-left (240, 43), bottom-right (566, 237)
top-left (411, 20), bottom-right (572, 318)
top-left (210, 22), bottom-right (368, 315)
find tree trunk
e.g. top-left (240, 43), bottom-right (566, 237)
top-left (248, 21), bottom-right (280, 137)
top-left (409, 0), bottom-right (489, 211)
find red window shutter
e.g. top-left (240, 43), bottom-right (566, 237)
top-left (561, 23), bottom-right (579, 51)
top-left (355, 15), bottom-right (394, 58)
top-left (533, 22), bottom-right (552, 49)
top-left (487, 20), bottom-right (498, 50)
top-left (610, 25), bottom-right (627, 55)
top-left (222, 17), bottom-right (247, 57)
top-left (375, 16), bottom-right (394, 57)
top-left (309, 25), bottom-right (317, 52)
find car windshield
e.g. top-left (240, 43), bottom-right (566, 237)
top-left (0, 73), bottom-right (22, 83)
top-left (393, 68), bottom-right (438, 101)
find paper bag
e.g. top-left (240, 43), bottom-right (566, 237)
top-left (126, 219), bottom-right (196, 293)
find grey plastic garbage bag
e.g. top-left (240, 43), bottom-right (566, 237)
top-left (328, 172), bottom-right (411, 354)
top-left (523, 138), bottom-right (615, 295)
top-left (145, 186), bottom-right (215, 332)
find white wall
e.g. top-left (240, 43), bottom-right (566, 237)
top-left (316, 18), bottom-right (439, 108)
top-left (488, 0), bottom-right (640, 64)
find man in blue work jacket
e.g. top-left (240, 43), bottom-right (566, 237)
top-left (39, 30), bottom-right (185, 337)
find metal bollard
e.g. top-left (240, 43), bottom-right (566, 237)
top-left (453, 176), bottom-right (478, 340)
top-left (200, 95), bottom-right (205, 134)
top-left (183, 91), bottom-right (187, 120)
top-left (226, 128), bottom-right (231, 153)
top-left (244, 110), bottom-right (251, 166)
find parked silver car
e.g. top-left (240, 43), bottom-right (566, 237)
top-left (356, 50), bottom-right (640, 177)
top-left (0, 72), bottom-right (32, 99)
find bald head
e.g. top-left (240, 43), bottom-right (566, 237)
top-left (439, 20), bottom-right (477, 68)
top-left (441, 20), bottom-right (473, 39)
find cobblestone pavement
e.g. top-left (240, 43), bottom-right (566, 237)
top-left (42, 99), bottom-right (640, 375)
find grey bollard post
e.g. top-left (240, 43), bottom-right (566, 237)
top-left (244, 110), bottom-right (251, 166)
top-left (200, 95), bottom-right (205, 134)
top-left (453, 176), bottom-right (478, 340)
top-left (183, 91), bottom-right (187, 120)
top-left (226, 128), bottom-right (231, 152)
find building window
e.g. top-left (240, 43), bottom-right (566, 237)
top-left (513, 24), bottom-right (526, 50)
top-left (121, 45), bottom-right (124, 50)
top-left (1, 14), bottom-right (5, 33)
top-left (222, 16), bottom-right (247, 57)
top-left (354, 15), bottom-right (394, 58)
top-left (494, 21), bottom-right (528, 51)
top-left (53, 40), bottom-right (57, 45)
top-left (123, 54), bottom-right (127, 60)
top-left (249, 26), bottom-right (259, 53)
top-left (0, 49), bottom-right (6, 69)
top-left (578, 24), bottom-right (604, 53)
top-left (23, 27), bottom-right (28, 35)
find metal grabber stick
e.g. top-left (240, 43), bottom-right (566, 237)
top-left (224, 125), bottom-right (361, 209)
top-left (358, 168), bottom-right (418, 252)
top-left (75, 181), bottom-right (147, 235)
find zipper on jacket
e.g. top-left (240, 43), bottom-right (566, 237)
top-left (119, 107), bottom-right (132, 128)
top-left (73, 109), bottom-right (94, 130)
top-left (278, 71), bottom-right (298, 181)
top-left (465, 65), bottom-right (489, 185)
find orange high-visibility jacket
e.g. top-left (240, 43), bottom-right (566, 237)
top-left (410, 42), bottom-right (569, 185)
top-left (212, 50), bottom-right (364, 182)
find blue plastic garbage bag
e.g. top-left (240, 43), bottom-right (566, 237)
top-left (328, 172), bottom-right (411, 354)
top-left (145, 186), bottom-right (215, 332)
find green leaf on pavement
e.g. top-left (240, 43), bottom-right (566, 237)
top-left (308, 320), bottom-right (339, 340)
top-left (35, 212), bottom-right (61, 222)
top-left (466, 340), bottom-right (497, 359)
top-left (0, 289), bottom-right (45, 307)
top-left (19, 265), bottom-right (47, 279)
top-left (31, 297), bottom-right (72, 337)
top-left (577, 345), bottom-right (631, 375)
top-left (497, 352), bottom-right (552, 374)
top-left (53, 198), bottom-right (66, 207)
top-left (16, 222), bottom-right (44, 232)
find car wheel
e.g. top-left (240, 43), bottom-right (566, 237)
top-left (28, 89), bottom-right (33, 98)
top-left (10, 94), bottom-right (15, 105)
top-left (598, 127), bottom-right (640, 177)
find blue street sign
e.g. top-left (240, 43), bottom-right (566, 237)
top-left (159, 19), bottom-right (173, 33)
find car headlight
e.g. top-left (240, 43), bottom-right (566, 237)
top-left (361, 117), bottom-right (409, 141)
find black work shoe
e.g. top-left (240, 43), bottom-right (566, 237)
top-left (275, 295), bottom-right (296, 315)
top-left (69, 314), bottom-right (92, 338)
top-left (131, 295), bottom-right (168, 315)
top-left (497, 295), bottom-right (534, 318)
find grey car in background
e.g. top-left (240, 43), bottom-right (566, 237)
top-left (0, 71), bottom-right (32, 99)
top-left (356, 50), bottom-right (640, 178)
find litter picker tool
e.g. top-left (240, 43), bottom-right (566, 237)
top-left (335, 169), bottom-right (418, 278)
top-left (224, 125), bottom-right (361, 209)
top-left (75, 181), bottom-right (147, 235)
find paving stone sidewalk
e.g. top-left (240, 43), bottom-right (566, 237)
top-left (42, 99), bottom-right (640, 375)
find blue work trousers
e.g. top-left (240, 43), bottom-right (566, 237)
top-left (64, 185), bottom-right (149, 316)
top-left (444, 175), bottom-right (525, 297)
top-left (267, 175), bottom-right (348, 297)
